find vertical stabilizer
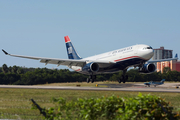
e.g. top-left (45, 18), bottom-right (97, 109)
top-left (161, 79), bottom-right (165, 83)
top-left (64, 36), bottom-right (82, 59)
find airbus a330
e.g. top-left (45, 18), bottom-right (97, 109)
top-left (2, 36), bottom-right (178, 83)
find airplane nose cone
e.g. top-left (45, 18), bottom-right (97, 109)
top-left (150, 49), bottom-right (154, 57)
top-left (139, 49), bottom-right (154, 60)
top-left (147, 49), bottom-right (154, 59)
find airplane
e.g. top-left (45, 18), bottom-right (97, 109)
top-left (2, 36), bottom-right (178, 83)
top-left (144, 79), bottom-right (165, 87)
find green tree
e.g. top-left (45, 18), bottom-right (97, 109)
top-left (109, 72), bottom-right (122, 81)
top-left (17, 68), bottom-right (24, 74)
top-left (12, 65), bottom-right (18, 74)
top-left (167, 71), bottom-right (180, 82)
top-left (2, 64), bottom-right (8, 74)
top-left (127, 69), bottom-right (139, 82)
top-left (8, 66), bottom-right (12, 73)
top-left (163, 67), bottom-right (171, 73)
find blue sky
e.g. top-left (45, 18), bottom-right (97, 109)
top-left (1, 0), bottom-right (180, 69)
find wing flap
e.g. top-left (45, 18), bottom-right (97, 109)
top-left (40, 59), bottom-right (85, 66)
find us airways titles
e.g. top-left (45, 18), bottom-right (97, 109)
top-left (111, 46), bottom-right (133, 54)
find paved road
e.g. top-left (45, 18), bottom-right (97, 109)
top-left (0, 83), bottom-right (180, 93)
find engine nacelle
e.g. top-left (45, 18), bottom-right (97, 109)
top-left (82, 62), bottom-right (99, 72)
top-left (139, 63), bottom-right (156, 73)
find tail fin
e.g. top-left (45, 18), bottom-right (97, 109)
top-left (64, 36), bottom-right (82, 59)
top-left (161, 79), bottom-right (165, 83)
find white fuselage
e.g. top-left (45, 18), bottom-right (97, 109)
top-left (70, 44), bottom-right (154, 74)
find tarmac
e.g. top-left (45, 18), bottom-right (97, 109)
top-left (0, 83), bottom-right (180, 93)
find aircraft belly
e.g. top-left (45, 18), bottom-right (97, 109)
top-left (102, 57), bottom-right (146, 73)
top-left (69, 57), bottom-right (147, 75)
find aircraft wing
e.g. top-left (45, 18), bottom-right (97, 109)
top-left (147, 57), bottom-right (178, 63)
top-left (2, 49), bottom-right (115, 67)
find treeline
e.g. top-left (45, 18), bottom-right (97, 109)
top-left (0, 64), bottom-right (112, 85)
top-left (111, 68), bottom-right (180, 82)
top-left (0, 64), bottom-right (180, 85)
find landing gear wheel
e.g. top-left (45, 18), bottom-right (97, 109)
top-left (118, 79), bottom-right (121, 83)
top-left (120, 76), bottom-right (125, 83)
top-left (92, 75), bottom-right (96, 80)
top-left (123, 75), bottom-right (128, 83)
top-left (87, 75), bottom-right (96, 83)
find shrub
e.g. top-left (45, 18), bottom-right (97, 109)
top-left (31, 93), bottom-right (180, 120)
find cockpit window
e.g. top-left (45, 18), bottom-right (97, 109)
top-left (143, 46), bottom-right (153, 50)
top-left (147, 46), bottom-right (153, 49)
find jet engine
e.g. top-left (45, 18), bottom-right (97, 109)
top-left (82, 62), bottom-right (99, 72)
top-left (139, 63), bottom-right (156, 73)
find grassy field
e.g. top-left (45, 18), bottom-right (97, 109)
top-left (0, 82), bottom-right (180, 119)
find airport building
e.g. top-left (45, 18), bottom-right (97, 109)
top-left (153, 47), bottom-right (180, 73)
top-left (156, 60), bottom-right (180, 73)
top-left (152, 46), bottom-right (173, 60)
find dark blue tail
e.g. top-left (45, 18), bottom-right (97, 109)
top-left (64, 36), bottom-right (82, 59)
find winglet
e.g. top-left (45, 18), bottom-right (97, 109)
top-left (175, 53), bottom-right (178, 59)
top-left (2, 49), bottom-right (9, 55)
top-left (64, 36), bottom-right (71, 43)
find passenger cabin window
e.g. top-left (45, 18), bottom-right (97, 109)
top-left (112, 51), bottom-right (117, 54)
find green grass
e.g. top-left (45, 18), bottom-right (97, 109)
top-left (0, 85), bottom-right (180, 119)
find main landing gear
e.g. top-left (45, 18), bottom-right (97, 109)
top-left (118, 69), bottom-right (128, 83)
top-left (87, 75), bottom-right (96, 83)
top-left (118, 75), bottom-right (128, 83)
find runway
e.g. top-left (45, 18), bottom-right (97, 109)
top-left (0, 83), bottom-right (180, 93)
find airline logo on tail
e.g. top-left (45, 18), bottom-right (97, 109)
top-left (68, 47), bottom-right (72, 54)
